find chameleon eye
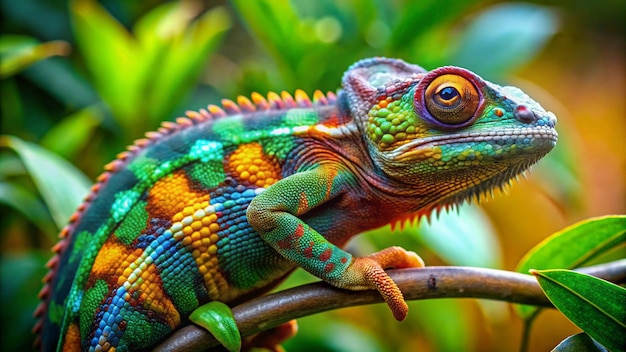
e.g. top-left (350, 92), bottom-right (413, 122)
top-left (424, 74), bottom-right (480, 125)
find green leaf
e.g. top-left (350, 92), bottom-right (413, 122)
top-left (419, 203), bottom-right (502, 268)
top-left (70, 0), bottom-right (139, 128)
top-left (552, 333), bottom-right (608, 352)
top-left (0, 182), bottom-right (57, 238)
top-left (39, 104), bottom-right (103, 159)
top-left (450, 3), bottom-right (559, 80)
top-left (230, 0), bottom-right (307, 86)
top-left (515, 215), bottom-right (626, 319)
top-left (517, 215), bottom-right (626, 273)
top-left (231, 0), bottom-right (304, 66)
top-left (71, 0), bottom-right (230, 136)
top-left (190, 301), bottom-right (241, 352)
top-left (532, 269), bottom-right (626, 352)
top-left (0, 135), bottom-right (91, 229)
top-left (0, 35), bottom-right (70, 78)
top-left (138, 5), bottom-right (231, 125)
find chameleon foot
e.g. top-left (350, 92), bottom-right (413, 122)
top-left (343, 246), bottom-right (425, 321)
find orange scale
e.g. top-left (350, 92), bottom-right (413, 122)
top-left (209, 223), bottom-right (220, 233)
top-left (146, 170), bottom-right (210, 220)
top-left (91, 237), bottom-right (140, 284)
top-left (201, 216), bottom-right (212, 226)
top-left (140, 270), bottom-right (152, 281)
top-left (182, 206), bottom-right (195, 217)
top-left (181, 226), bottom-right (193, 236)
top-left (62, 323), bottom-right (81, 351)
top-left (194, 201), bottom-right (209, 211)
top-left (190, 221), bottom-right (203, 231)
top-left (226, 143), bottom-right (281, 187)
top-left (190, 231), bottom-right (202, 242)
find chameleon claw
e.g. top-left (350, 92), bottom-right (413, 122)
top-left (189, 301), bottom-right (241, 352)
top-left (364, 264), bottom-right (409, 320)
top-left (345, 246), bottom-right (425, 321)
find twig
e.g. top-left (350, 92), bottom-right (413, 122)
top-left (154, 259), bottom-right (626, 352)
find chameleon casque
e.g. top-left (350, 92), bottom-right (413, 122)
top-left (35, 57), bottom-right (557, 351)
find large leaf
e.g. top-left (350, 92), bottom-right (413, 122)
top-left (515, 215), bottom-right (626, 319)
top-left (0, 136), bottom-right (91, 229)
top-left (517, 215), bottom-right (626, 273)
top-left (532, 269), bottom-right (626, 352)
top-left (0, 35), bottom-right (70, 78)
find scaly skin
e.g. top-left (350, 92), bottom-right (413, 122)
top-left (34, 57), bottom-right (557, 351)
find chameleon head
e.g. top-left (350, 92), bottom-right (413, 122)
top-left (343, 58), bottom-right (558, 209)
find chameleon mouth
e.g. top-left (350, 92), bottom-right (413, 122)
top-left (392, 127), bottom-right (558, 161)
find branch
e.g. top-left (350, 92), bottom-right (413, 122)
top-left (154, 259), bottom-right (626, 352)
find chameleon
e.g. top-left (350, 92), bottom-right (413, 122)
top-left (34, 57), bottom-right (557, 351)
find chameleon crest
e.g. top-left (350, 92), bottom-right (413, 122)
top-left (35, 57), bottom-right (557, 351)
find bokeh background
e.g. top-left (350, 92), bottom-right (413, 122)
top-left (1, 0), bottom-right (624, 351)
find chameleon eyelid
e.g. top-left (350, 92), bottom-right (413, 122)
top-left (414, 67), bottom-right (485, 129)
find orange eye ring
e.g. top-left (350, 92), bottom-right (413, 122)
top-left (414, 68), bottom-right (484, 128)
top-left (424, 74), bottom-right (480, 125)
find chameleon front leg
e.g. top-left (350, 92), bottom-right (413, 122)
top-left (247, 165), bottom-right (424, 321)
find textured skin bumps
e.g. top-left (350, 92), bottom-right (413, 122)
top-left (36, 57), bottom-right (557, 351)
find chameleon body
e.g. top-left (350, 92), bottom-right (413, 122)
top-left (35, 58), bottom-right (557, 351)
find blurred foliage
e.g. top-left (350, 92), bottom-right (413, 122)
top-left (1, 0), bottom-right (624, 351)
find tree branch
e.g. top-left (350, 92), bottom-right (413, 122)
top-left (154, 259), bottom-right (626, 352)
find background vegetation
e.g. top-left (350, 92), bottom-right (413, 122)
top-left (1, 0), bottom-right (624, 351)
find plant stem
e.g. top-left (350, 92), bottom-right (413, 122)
top-left (154, 260), bottom-right (626, 352)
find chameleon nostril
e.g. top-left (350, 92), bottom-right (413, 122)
top-left (514, 105), bottom-right (537, 124)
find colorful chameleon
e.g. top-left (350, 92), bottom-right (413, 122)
top-left (35, 57), bottom-right (557, 351)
